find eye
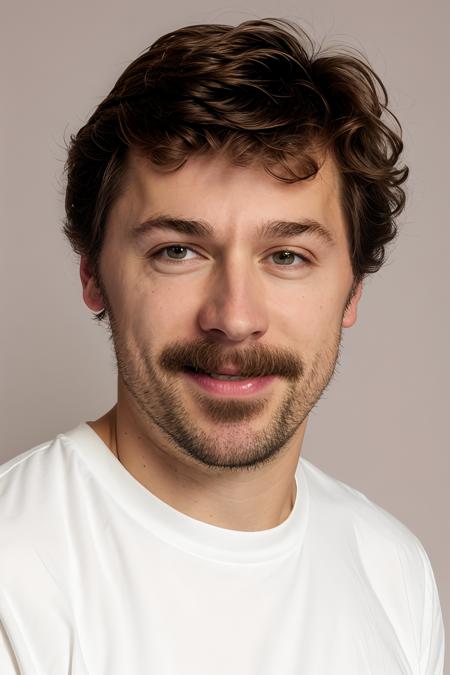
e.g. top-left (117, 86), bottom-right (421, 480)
top-left (270, 250), bottom-right (310, 266)
top-left (152, 245), bottom-right (198, 262)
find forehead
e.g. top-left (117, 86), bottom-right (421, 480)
top-left (110, 149), bottom-right (348, 245)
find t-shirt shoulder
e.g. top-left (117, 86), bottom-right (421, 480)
top-left (301, 455), bottom-right (424, 550)
top-left (0, 433), bottom-right (79, 532)
top-left (300, 456), bottom-right (444, 666)
top-left (0, 440), bottom-right (55, 481)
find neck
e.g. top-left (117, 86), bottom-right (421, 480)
top-left (88, 400), bottom-right (305, 532)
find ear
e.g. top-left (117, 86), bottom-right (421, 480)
top-left (342, 280), bottom-right (363, 328)
top-left (80, 256), bottom-right (104, 312)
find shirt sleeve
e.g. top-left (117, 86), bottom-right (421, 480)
top-left (418, 545), bottom-right (445, 675)
top-left (0, 620), bottom-right (20, 675)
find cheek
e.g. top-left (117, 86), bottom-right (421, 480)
top-left (123, 284), bottom-right (192, 352)
top-left (103, 250), bottom-right (196, 342)
top-left (270, 286), bottom-right (344, 349)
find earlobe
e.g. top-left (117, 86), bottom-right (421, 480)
top-left (342, 280), bottom-right (363, 328)
top-left (80, 256), bottom-right (104, 312)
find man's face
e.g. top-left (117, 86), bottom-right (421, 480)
top-left (82, 151), bottom-right (362, 471)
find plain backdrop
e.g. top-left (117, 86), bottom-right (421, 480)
top-left (1, 0), bottom-right (449, 668)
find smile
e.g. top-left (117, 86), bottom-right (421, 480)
top-left (182, 369), bottom-right (278, 397)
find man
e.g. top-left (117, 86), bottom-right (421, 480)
top-left (0, 18), bottom-right (444, 674)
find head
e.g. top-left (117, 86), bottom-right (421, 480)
top-left (65, 18), bottom-right (408, 471)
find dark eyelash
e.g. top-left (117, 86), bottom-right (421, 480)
top-left (271, 250), bottom-right (311, 266)
top-left (152, 245), bottom-right (192, 261)
top-left (151, 245), bottom-right (311, 266)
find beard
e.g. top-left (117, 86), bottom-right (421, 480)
top-left (101, 291), bottom-right (343, 473)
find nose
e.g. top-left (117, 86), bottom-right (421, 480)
top-left (196, 257), bottom-right (269, 343)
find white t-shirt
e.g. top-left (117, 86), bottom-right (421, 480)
top-left (0, 423), bottom-right (445, 674)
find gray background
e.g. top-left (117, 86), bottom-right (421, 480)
top-left (1, 0), bottom-right (448, 668)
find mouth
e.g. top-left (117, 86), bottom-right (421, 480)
top-left (183, 366), bottom-right (251, 381)
top-left (181, 366), bottom-right (277, 397)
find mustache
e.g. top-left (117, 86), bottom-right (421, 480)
top-left (158, 339), bottom-right (304, 380)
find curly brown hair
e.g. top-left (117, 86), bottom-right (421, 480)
top-left (64, 18), bottom-right (408, 321)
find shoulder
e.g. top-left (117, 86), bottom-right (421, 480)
top-left (300, 455), bottom-right (425, 558)
top-left (0, 438), bottom-right (57, 481)
top-left (0, 434), bottom-right (78, 600)
top-left (0, 433), bottom-right (74, 503)
top-left (299, 456), bottom-right (435, 609)
top-left (300, 457), bottom-right (444, 667)
top-left (0, 439), bottom-right (76, 670)
top-left (0, 430), bottom-right (88, 545)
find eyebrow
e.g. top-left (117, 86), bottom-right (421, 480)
top-left (130, 214), bottom-right (336, 247)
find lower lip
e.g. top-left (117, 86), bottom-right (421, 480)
top-left (183, 371), bottom-right (277, 397)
